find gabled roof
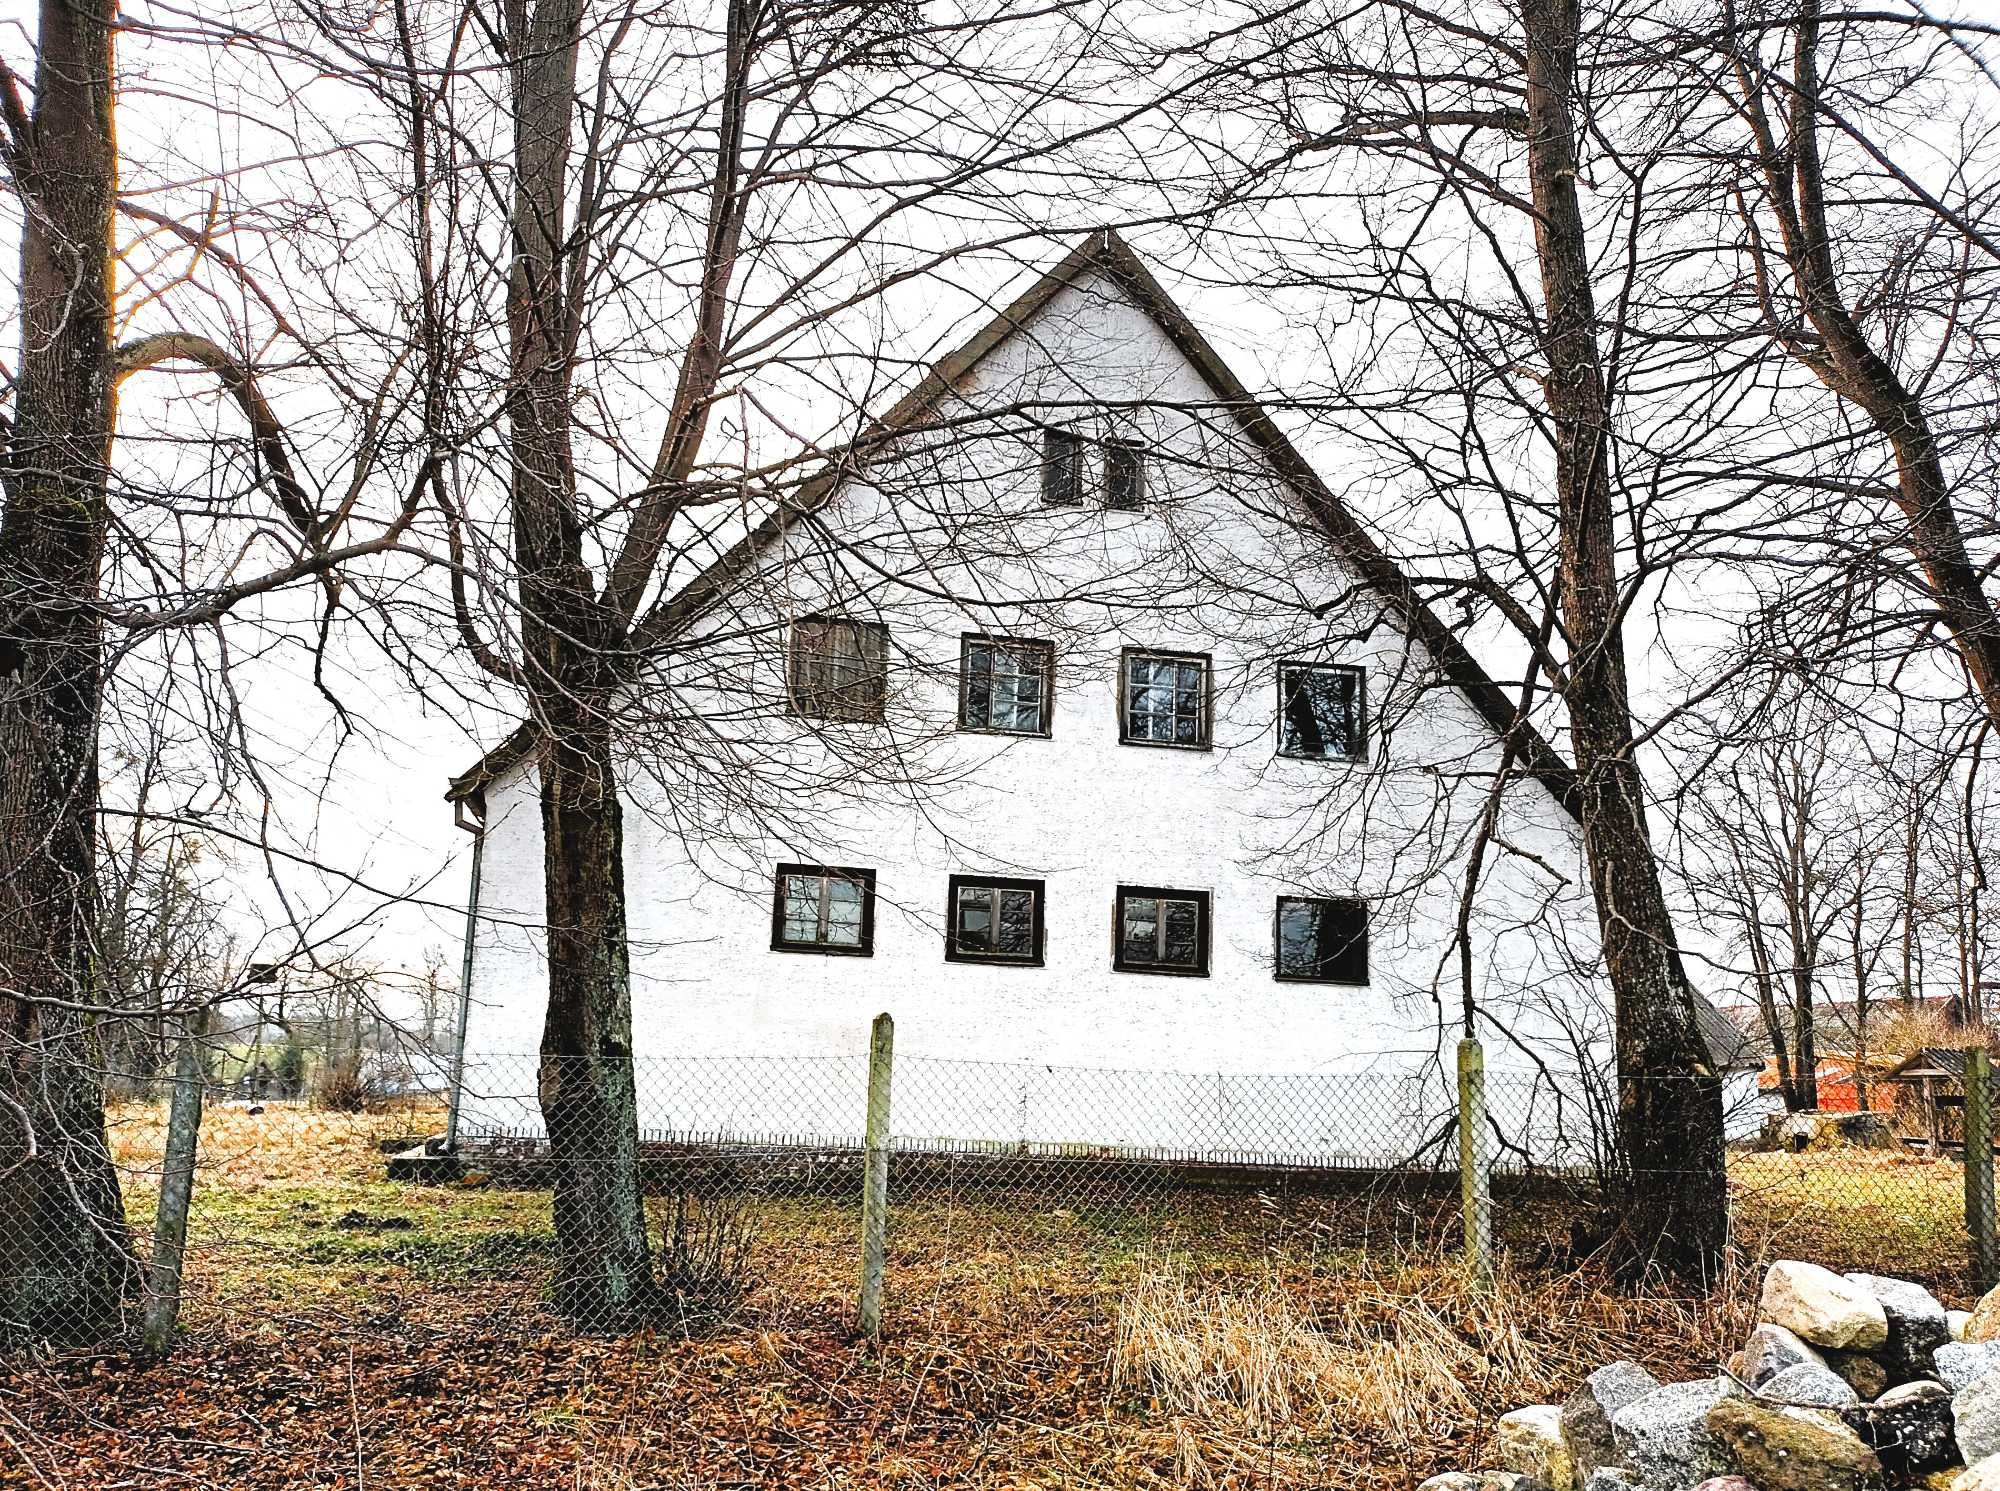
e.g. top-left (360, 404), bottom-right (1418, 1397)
top-left (1696, 1003), bottom-right (1763, 1074)
top-left (446, 230), bottom-right (1580, 815)
top-left (1882, 1046), bottom-right (1999, 1084)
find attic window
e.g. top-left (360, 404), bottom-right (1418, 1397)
top-left (1104, 438), bottom-right (1146, 510)
top-left (1041, 428), bottom-right (1083, 507)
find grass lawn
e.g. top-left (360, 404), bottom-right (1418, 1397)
top-left (0, 1106), bottom-right (1974, 1490)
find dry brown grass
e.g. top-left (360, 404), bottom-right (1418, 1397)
top-left (1102, 1252), bottom-right (1742, 1489)
top-left (1730, 1147), bottom-right (1970, 1291)
top-left (106, 1098), bottom-right (443, 1190)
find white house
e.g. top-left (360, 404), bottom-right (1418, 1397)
top-left (444, 233), bottom-right (1756, 1168)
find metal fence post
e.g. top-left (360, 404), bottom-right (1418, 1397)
top-left (1968, 1046), bottom-right (1996, 1292)
top-left (1458, 1036), bottom-right (1493, 1290)
top-left (858, 1012), bottom-right (894, 1338)
top-left (142, 1018), bottom-right (207, 1358)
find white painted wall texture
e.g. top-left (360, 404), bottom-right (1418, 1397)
top-left (453, 263), bottom-right (1649, 1165)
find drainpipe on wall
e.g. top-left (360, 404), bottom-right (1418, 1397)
top-left (444, 789), bottom-right (485, 1153)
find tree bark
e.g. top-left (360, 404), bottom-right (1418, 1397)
top-left (504, 0), bottom-right (655, 1326)
top-left (0, 0), bottom-right (137, 1346)
top-left (1519, 0), bottom-right (1728, 1281)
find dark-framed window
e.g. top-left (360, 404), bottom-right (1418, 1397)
top-left (1114, 885), bottom-right (1211, 975)
top-left (1041, 428), bottom-right (1084, 507)
top-left (945, 874), bottom-right (1045, 966)
top-left (1274, 896), bottom-right (1368, 984)
top-left (788, 616), bottom-right (888, 722)
top-left (1104, 438), bottom-right (1146, 510)
top-left (1121, 648), bottom-right (1211, 749)
top-left (771, 864), bottom-right (876, 955)
top-left (959, 635), bottom-right (1053, 736)
top-left (1278, 662), bottom-right (1366, 760)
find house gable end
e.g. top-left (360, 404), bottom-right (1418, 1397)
top-left (446, 231), bottom-right (1578, 825)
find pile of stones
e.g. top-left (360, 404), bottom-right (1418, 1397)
top-left (1419, 1260), bottom-right (2000, 1491)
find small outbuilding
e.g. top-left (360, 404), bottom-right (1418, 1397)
top-left (1880, 1047), bottom-right (1992, 1152)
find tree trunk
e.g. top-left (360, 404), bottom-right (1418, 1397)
top-left (1853, 896), bottom-right (1872, 1112)
top-left (1791, 971), bottom-right (1819, 1112)
top-left (1519, 0), bottom-right (1727, 1281)
top-left (1745, 901), bottom-right (1801, 1111)
top-left (0, 0), bottom-right (136, 1346)
top-left (504, 0), bottom-right (654, 1326)
top-left (535, 721), bottom-right (653, 1325)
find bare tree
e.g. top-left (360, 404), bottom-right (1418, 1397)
top-left (0, 0), bottom-right (419, 1343)
top-left (1145, 0), bottom-right (1734, 1278)
top-left (1686, 0), bottom-right (2000, 734)
top-left (280, 0), bottom-right (1154, 1325)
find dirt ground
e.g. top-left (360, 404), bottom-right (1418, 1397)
top-left (0, 1106), bottom-right (1973, 1490)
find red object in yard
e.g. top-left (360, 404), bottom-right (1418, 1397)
top-left (1757, 1056), bottom-right (1895, 1112)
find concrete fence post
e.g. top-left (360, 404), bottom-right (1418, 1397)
top-left (1458, 1036), bottom-right (1493, 1291)
top-left (142, 1018), bottom-right (207, 1358)
top-left (1967, 1046), bottom-right (1996, 1293)
top-left (858, 1012), bottom-right (894, 1338)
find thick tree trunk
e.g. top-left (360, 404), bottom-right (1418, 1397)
top-left (503, 0), bottom-right (655, 1327)
top-left (1519, 0), bottom-right (1727, 1281)
top-left (0, 0), bottom-right (135, 1346)
top-left (535, 720), bottom-right (653, 1325)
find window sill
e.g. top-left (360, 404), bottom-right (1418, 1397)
top-left (1111, 963), bottom-right (1211, 978)
top-left (1117, 738), bottom-right (1214, 752)
top-left (1274, 974), bottom-right (1370, 987)
top-left (955, 725), bottom-right (1053, 741)
top-left (944, 950), bottom-right (1045, 968)
top-left (770, 942), bottom-right (875, 958)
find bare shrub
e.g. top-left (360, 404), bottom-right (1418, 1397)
top-left (654, 1189), bottom-right (756, 1320)
top-left (1871, 1004), bottom-right (1993, 1065)
top-left (310, 1057), bottom-right (370, 1113)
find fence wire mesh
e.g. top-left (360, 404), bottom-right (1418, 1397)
top-left (6, 1038), bottom-right (1997, 1488)
top-left (39, 1042), bottom-right (1991, 1336)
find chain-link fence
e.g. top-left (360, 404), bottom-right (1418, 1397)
top-left (52, 1027), bottom-right (1996, 1339)
top-left (11, 1030), bottom-right (2000, 1487)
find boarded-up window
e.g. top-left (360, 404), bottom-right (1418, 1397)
top-left (788, 616), bottom-right (888, 722)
